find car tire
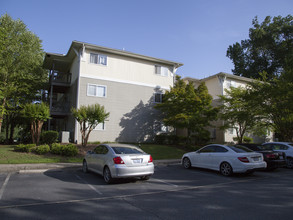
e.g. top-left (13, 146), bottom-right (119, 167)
top-left (103, 166), bottom-right (113, 184)
top-left (182, 157), bottom-right (191, 169)
top-left (140, 175), bottom-right (151, 180)
top-left (220, 162), bottom-right (233, 176)
top-left (82, 160), bottom-right (88, 173)
top-left (286, 158), bottom-right (293, 169)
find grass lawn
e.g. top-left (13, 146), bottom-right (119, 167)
top-left (0, 144), bottom-right (190, 164)
top-left (0, 145), bottom-right (83, 164)
top-left (140, 144), bottom-right (188, 160)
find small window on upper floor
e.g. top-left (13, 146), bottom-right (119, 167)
top-left (155, 65), bottom-right (168, 77)
top-left (90, 53), bottom-right (107, 65)
top-left (226, 80), bottom-right (236, 88)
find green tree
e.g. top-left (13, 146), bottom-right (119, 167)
top-left (0, 14), bottom-right (47, 134)
top-left (22, 103), bottom-right (51, 145)
top-left (227, 15), bottom-right (293, 80)
top-left (71, 104), bottom-right (110, 147)
top-left (155, 76), bottom-right (218, 144)
top-left (248, 73), bottom-right (293, 141)
top-left (219, 86), bottom-right (263, 144)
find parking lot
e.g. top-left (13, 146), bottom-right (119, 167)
top-left (0, 164), bottom-right (293, 220)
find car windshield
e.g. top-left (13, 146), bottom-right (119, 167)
top-left (228, 145), bottom-right (253, 153)
top-left (258, 145), bottom-right (273, 150)
top-left (112, 146), bottom-right (143, 154)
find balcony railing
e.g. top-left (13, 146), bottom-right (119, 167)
top-left (50, 101), bottom-right (71, 115)
top-left (50, 72), bottom-right (72, 85)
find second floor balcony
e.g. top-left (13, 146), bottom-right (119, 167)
top-left (50, 71), bottom-right (72, 86)
top-left (50, 101), bottom-right (71, 116)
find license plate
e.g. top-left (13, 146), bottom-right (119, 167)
top-left (132, 159), bottom-right (142, 163)
top-left (252, 157), bottom-right (260, 161)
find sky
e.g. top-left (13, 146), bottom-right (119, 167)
top-left (1, 0), bottom-right (292, 79)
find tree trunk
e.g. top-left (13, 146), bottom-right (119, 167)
top-left (5, 114), bottom-right (9, 144)
top-left (9, 119), bottom-right (15, 144)
top-left (36, 121), bottom-right (43, 145)
top-left (0, 98), bottom-right (6, 133)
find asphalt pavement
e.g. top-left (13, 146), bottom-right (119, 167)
top-left (0, 159), bottom-right (181, 173)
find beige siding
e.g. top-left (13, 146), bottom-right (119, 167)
top-left (77, 77), bottom-right (164, 143)
top-left (79, 49), bottom-right (174, 90)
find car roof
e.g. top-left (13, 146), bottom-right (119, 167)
top-left (263, 142), bottom-right (293, 145)
top-left (102, 143), bottom-right (140, 148)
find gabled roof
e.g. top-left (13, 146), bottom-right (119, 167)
top-left (184, 72), bottom-right (254, 83)
top-left (43, 41), bottom-right (184, 71)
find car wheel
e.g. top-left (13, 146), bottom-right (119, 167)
top-left (103, 166), bottom-right (113, 184)
top-left (82, 160), bottom-right (88, 173)
top-left (140, 175), bottom-right (151, 180)
top-left (182, 157), bottom-right (191, 169)
top-left (286, 158), bottom-right (293, 169)
top-left (220, 162), bottom-right (233, 176)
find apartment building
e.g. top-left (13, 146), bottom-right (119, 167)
top-left (184, 72), bottom-right (273, 143)
top-left (43, 41), bottom-right (183, 144)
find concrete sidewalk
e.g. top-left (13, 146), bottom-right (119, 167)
top-left (0, 159), bottom-right (181, 173)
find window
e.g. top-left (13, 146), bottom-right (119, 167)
top-left (214, 146), bottom-right (228, 153)
top-left (228, 128), bottom-right (234, 135)
top-left (112, 146), bottom-right (143, 154)
top-left (94, 145), bottom-right (108, 154)
top-left (154, 92), bottom-right (163, 103)
top-left (87, 84), bottom-right (106, 97)
top-left (199, 146), bottom-right (215, 153)
top-left (155, 65), bottom-right (168, 77)
top-left (94, 122), bottom-right (105, 131)
top-left (228, 145), bottom-right (253, 153)
top-left (90, 53), bottom-right (107, 65)
top-left (86, 122), bottom-right (106, 131)
top-left (226, 80), bottom-right (236, 88)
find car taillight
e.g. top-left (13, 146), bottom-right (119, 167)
top-left (266, 154), bottom-right (276, 159)
top-left (148, 155), bottom-right (153, 163)
top-left (238, 157), bottom-right (249, 163)
top-left (113, 157), bottom-right (125, 164)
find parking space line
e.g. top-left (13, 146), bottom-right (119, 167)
top-left (0, 173), bottom-right (11, 200)
top-left (0, 176), bottom-right (266, 210)
top-left (150, 178), bottom-right (178, 187)
top-left (75, 174), bottom-right (103, 195)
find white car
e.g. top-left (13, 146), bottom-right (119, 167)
top-left (182, 144), bottom-right (267, 176)
top-left (83, 144), bottom-right (154, 183)
top-left (262, 142), bottom-right (293, 168)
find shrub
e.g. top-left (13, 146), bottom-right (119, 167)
top-left (41, 131), bottom-right (59, 145)
top-left (233, 136), bottom-right (253, 143)
top-left (51, 143), bottom-right (78, 156)
top-left (51, 143), bottom-right (63, 155)
top-left (14, 144), bottom-right (36, 152)
top-left (61, 144), bottom-right (78, 156)
top-left (243, 136), bottom-right (253, 143)
top-left (32, 144), bottom-right (50, 155)
top-left (155, 134), bottom-right (168, 144)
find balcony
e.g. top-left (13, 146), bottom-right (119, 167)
top-left (49, 72), bottom-right (72, 93)
top-left (50, 101), bottom-right (71, 117)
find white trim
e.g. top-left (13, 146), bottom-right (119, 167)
top-left (81, 74), bottom-right (170, 90)
top-left (89, 53), bottom-right (108, 66)
top-left (87, 83), bottom-right (107, 98)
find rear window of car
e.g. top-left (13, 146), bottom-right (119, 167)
top-left (111, 147), bottom-right (143, 154)
top-left (228, 145), bottom-right (253, 153)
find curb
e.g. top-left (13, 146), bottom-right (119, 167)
top-left (0, 160), bottom-right (181, 174)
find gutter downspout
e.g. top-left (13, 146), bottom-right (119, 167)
top-left (74, 45), bottom-right (84, 143)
